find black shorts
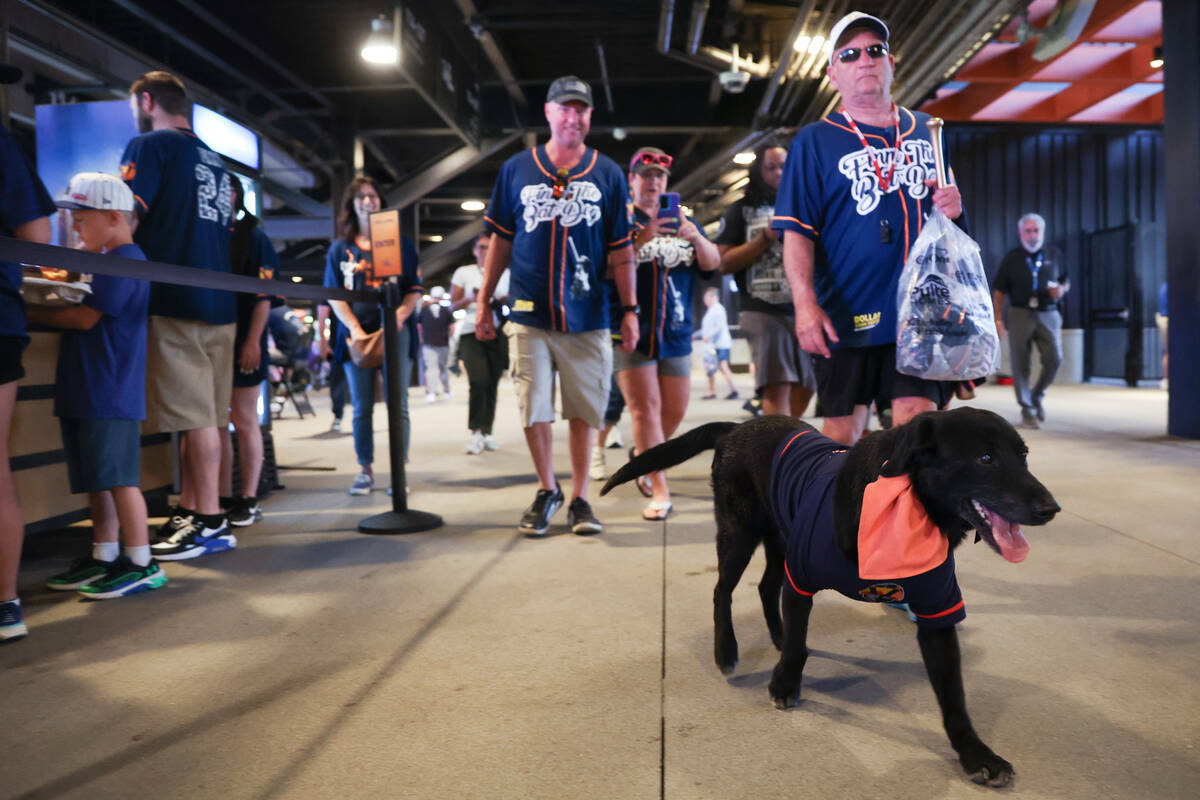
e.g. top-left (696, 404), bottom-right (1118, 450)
top-left (813, 343), bottom-right (952, 418)
top-left (0, 335), bottom-right (26, 385)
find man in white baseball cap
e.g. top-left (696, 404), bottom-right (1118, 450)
top-left (827, 11), bottom-right (889, 66)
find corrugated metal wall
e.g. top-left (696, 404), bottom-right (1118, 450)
top-left (947, 124), bottom-right (1165, 330)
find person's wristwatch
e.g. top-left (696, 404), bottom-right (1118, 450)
top-left (621, 304), bottom-right (640, 316)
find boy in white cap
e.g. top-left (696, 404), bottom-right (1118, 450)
top-left (26, 172), bottom-right (167, 599)
top-left (418, 285), bottom-right (454, 403)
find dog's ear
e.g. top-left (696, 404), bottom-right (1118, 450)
top-left (879, 413), bottom-right (938, 477)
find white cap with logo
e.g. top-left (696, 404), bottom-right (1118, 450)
top-left (55, 172), bottom-right (136, 212)
top-left (828, 11), bottom-right (890, 66)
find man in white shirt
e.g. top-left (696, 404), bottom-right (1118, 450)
top-left (449, 233), bottom-right (511, 454)
top-left (697, 287), bottom-right (738, 399)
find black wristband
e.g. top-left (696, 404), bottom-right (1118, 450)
top-left (621, 304), bottom-right (640, 315)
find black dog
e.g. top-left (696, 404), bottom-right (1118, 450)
top-left (602, 408), bottom-right (1059, 787)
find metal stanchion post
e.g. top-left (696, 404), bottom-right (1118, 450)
top-left (358, 279), bottom-right (443, 534)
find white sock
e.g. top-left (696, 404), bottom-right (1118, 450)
top-left (125, 545), bottom-right (152, 567)
top-left (94, 541), bottom-right (120, 562)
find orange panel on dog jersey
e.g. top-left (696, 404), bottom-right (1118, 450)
top-left (857, 474), bottom-right (948, 580)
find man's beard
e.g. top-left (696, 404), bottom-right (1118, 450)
top-left (136, 110), bottom-right (153, 133)
top-left (1021, 237), bottom-right (1043, 254)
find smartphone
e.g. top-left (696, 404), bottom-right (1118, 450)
top-left (657, 191), bottom-right (681, 234)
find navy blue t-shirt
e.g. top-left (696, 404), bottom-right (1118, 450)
top-left (608, 204), bottom-right (714, 359)
top-left (714, 198), bottom-right (791, 316)
top-left (120, 127), bottom-right (235, 324)
top-left (233, 223), bottom-right (279, 348)
top-left (1, 122), bottom-right (57, 344)
top-left (484, 145), bottom-right (633, 332)
top-left (773, 107), bottom-right (963, 349)
top-left (770, 428), bottom-right (965, 629)
top-left (322, 235), bottom-right (423, 365)
top-left (55, 243), bottom-right (149, 420)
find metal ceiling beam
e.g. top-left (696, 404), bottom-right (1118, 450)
top-left (669, 128), bottom-right (781, 203)
top-left (385, 131), bottom-right (522, 210)
top-left (261, 215), bottom-right (334, 241)
top-left (258, 176), bottom-right (330, 218)
top-left (453, 0), bottom-right (527, 111)
top-left (418, 220), bottom-right (485, 279)
top-left (755, 0), bottom-right (817, 123)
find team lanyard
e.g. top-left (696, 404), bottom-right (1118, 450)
top-left (840, 105), bottom-right (905, 193)
top-left (1026, 252), bottom-right (1043, 292)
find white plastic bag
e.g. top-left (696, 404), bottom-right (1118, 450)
top-left (895, 208), bottom-right (998, 381)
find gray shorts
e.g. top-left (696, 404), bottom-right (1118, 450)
top-left (739, 310), bottom-right (816, 391)
top-left (613, 347), bottom-right (691, 377)
top-left (509, 323), bottom-right (612, 428)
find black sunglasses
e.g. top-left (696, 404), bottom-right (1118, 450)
top-left (836, 42), bottom-right (889, 63)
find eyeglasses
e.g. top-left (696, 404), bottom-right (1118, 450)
top-left (632, 152), bottom-right (673, 171)
top-left (354, 192), bottom-right (380, 202)
top-left (836, 42), bottom-right (889, 63)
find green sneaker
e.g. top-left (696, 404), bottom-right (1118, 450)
top-left (46, 557), bottom-right (114, 591)
top-left (77, 557), bottom-right (167, 600)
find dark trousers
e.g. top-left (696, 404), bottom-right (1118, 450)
top-left (459, 332), bottom-right (508, 435)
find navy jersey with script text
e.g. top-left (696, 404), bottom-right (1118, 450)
top-left (608, 204), bottom-right (715, 359)
top-left (55, 243), bottom-right (150, 420)
top-left (772, 107), bottom-right (967, 349)
top-left (1, 122), bottom-right (57, 343)
top-left (770, 428), bottom-right (965, 629)
top-left (484, 145), bottom-right (632, 332)
top-left (322, 236), bottom-right (423, 365)
top-left (120, 127), bottom-right (235, 324)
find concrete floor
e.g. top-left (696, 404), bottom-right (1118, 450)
top-left (2, 374), bottom-right (1198, 800)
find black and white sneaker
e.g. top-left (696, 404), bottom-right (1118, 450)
top-left (227, 497), bottom-right (263, 527)
top-left (156, 508), bottom-right (194, 540)
top-left (151, 518), bottom-right (237, 561)
top-left (567, 497), bottom-right (603, 536)
top-left (518, 485), bottom-right (563, 537)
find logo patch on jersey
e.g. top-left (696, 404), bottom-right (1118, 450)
top-left (637, 236), bottom-right (694, 269)
top-left (853, 311), bottom-right (881, 331)
top-left (838, 139), bottom-right (935, 215)
top-left (859, 583), bottom-right (905, 603)
top-left (259, 266), bottom-right (275, 281)
top-left (519, 181), bottom-right (603, 232)
top-left (120, 163), bottom-right (136, 181)
top-left (513, 299), bottom-right (535, 312)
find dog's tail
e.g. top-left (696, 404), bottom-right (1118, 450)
top-left (600, 421), bottom-right (739, 496)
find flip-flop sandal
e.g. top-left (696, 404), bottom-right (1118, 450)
top-left (642, 500), bottom-right (672, 521)
top-left (629, 447), bottom-right (653, 498)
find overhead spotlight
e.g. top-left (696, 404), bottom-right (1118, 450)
top-left (291, 276), bottom-right (303, 283)
top-left (1150, 46), bottom-right (1163, 70)
top-left (361, 15), bottom-right (399, 65)
top-left (732, 152), bottom-right (756, 166)
top-left (428, 234), bottom-right (444, 243)
top-left (460, 200), bottom-right (486, 212)
top-left (613, 127), bottom-right (628, 141)
top-left (794, 35), bottom-right (811, 53)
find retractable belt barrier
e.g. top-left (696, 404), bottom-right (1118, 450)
top-left (1, 236), bottom-right (443, 535)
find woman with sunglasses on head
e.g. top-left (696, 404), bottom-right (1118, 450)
top-left (323, 176), bottom-right (423, 496)
top-left (614, 147), bottom-right (720, 520)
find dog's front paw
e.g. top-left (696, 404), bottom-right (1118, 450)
top-left (768, 663), bottom-right (801, 709)
top-left (714, 639), bottom-right (738, 675)
top-left (960, 745), bottom-right (1014, 788)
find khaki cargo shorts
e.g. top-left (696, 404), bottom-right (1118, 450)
top-left (144, 316), bottom-right (235, 433)
top-left (509, 323), bottom-right (611, 429)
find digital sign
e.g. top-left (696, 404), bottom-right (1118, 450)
top-left (193, 104), bottom-right (260, 170)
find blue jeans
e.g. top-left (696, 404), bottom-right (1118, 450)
top-left (344, 326), bottom-right (412, 468)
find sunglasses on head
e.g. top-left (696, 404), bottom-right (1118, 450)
top-left (836, 42), bottom-right (889, 64)
top-left (633, 152), bottom-right (673, 171)
top-left (552, 167), bottom-right (569, 199)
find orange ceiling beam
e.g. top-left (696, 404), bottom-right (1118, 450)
top-left (1104, 91), bottom-right (1163, 124)
top-left (921, 83), bottom-right (1012, 119)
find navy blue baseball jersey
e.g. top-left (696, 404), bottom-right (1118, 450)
top-left (770, 428), bottom-right (965, 629)
top-left (322, 235), bottom-right (423, 365)
top-left (484, 145), bottom-right (632, 332)
top-left (1, 121), bottom-right (57, 344)
top-left (232, 223), bottom-right (279, 350)
top-left (120, 127), bottom-right (235, 324)
top-left (772, 107), bottom-right (964, 349)
top-left (608, 204), bottom-right (715, 359)
top-left (55, 243), bottom-right (149, 420)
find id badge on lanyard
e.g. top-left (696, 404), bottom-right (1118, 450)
top-left (1027, 252), bottom-right (1042, 309)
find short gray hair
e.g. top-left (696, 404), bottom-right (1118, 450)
top-left (1018, 212), bottom-right (1045, 231)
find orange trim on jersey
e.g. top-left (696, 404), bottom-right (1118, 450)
top-left (484, 215), bottom-right (514, 236)
top-left (133, 194), bottom-right (148, 212)
top-left (778, 430), bottom-right (812, 457)
top-left (784, 561), bottom-right (816, 597)
top-left (913, 600), bottom-right (965, 620)
top-left (560, 225), bottom-right (570, 330)
top-left (548, 220), bottom-right (558, 330)
top-left (530, 146), bottom-right (555, 180)
top-left (609, 232), bottom-right (633, 248)
top-left (568, 149), bottom-right (598, 181)
top-left (821, 114), bottom-right (891, 144)
top-left (772, 215), bottom-right (818, 234)
top-left (898, 106), bottom-right (917, 138)
top-left (648, 262), bottom-right (661, 358)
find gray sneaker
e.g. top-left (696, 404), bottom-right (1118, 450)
top-left (349, 472), bottom-right (375, 495)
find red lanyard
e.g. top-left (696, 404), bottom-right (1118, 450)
top-left (841, 105), bottom-right (904, 193)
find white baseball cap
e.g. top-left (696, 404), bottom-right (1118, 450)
top-left (55, 172), bottom-right (135, 212)
top-left (828, 12), bottom-right (890, 65)
top-left (430, 286), bottom-right (446, 299)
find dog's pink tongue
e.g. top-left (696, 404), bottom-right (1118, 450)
top-left (985, 507), bottom-right (1030, 563)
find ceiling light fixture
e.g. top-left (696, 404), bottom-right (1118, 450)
top-left (460, 200), bottom-right (486, 212)
top-left (428, 234), bottom-right (444, 243)
top-left (732, 152), bottom-right (756, 166)
top-left (1150, 46), bottom-right (1163, 70)
top-left (361, 14), bottom-right (399, 65)
top-left (291, 276), bottom-right (303, 283)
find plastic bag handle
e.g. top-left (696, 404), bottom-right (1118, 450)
top-left (926, 117), bottom-right (948, 189)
